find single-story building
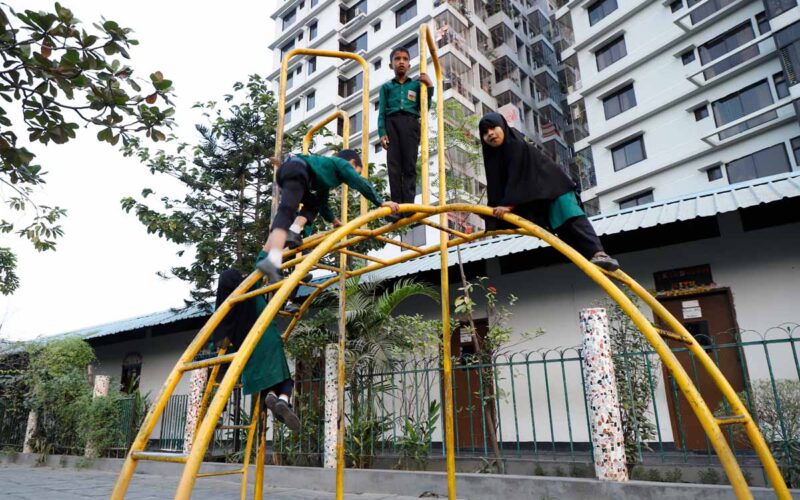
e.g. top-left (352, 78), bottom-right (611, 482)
top-left (47, 171), bottom-right (800, 460)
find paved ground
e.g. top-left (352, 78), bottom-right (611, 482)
top-left (0, 465), bottom-right (432, 499)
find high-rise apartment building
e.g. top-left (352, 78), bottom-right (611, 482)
top-left (555, 0), bottom-right (800, 215)
top-left (268, 0), bottom-right (573, 242)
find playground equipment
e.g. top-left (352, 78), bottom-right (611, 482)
top-left (111, 24), bottom-right (791, 500)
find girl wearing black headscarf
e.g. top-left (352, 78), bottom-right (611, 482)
top-left (478, 112), bottom-right (619, 271)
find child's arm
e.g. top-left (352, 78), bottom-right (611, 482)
top-left (377, 84), bottom-right (388, 142)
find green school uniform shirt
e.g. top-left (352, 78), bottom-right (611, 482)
top-left (377, 77), bottom-right (434, 138)
top-left (295, 154), bottom-right (384, 222)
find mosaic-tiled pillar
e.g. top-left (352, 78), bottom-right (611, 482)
top-left (85, 375), bottom-right (110, 457)
top-left (183, 368), bottom-right (208, 454)
top-left (323, 343), bottom-right (338, 468)
top-left (23, 410), bottom-right (37, 454)
top-left (580, 308), bottom-right (628, 481)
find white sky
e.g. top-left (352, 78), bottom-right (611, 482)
top-left (0, 1), bottom-right (275, 340)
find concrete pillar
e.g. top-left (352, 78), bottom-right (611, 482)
top-left (323, 343), bottom-right (338, 468)
top-left (23, 411), bottom-right (37, 454)
top-left (183, 368), bottom-right (208, 454)
top-left (580, 308), bottom-right (628, 481)
top-left (85, 375), bottom-right (110, 457)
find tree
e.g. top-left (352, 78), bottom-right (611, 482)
top-left (121, 75), bottom-right (296, 308)
top-left (0, 3), bottom-right (175, 294)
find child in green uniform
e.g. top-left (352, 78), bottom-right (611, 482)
top-left (256, 149), bottom-right (399, 283)
top-left (378, 47), bottom-right (433, 214)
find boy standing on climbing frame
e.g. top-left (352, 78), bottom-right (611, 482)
top-left (378, 47), bottom-right (434, 218)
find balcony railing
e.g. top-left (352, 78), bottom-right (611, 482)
top-left (700, 97), bottom-right (797, 146)
top-left (673, 0), bottom-right (745, 32)
top-left (686, 32), bottom-right (775, 87)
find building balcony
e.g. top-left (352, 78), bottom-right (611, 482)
top-left (700, 96), bottom-right (798, 146)
top-left (672, 0), bottom-right (749, 32)
top-left (765, 0), bottom-right (798, 19)
top-left (685, 32), bottom-right (776, 87)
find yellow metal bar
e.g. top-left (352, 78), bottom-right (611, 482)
top-left (612, 271), bottom-right (790, 499)
top-left (419, 23), bottom-right (456, 500)
top-left (337, 248), bottom-right (387, 265)
top-left (716, 415), bottom-right (749, 426)
top-left (373, 234), bottom-right (424, 253)
top-left (273, 48), bottom-right (370, 220)
top-left (304, 110), bottom-right (348, 154)
top-left (240, 392), bottom-right (260, 500)
top-left (131, 451), bottom-right (188, 463)
top-left (181, 353), bottom-right (237, 372)
top-left (655, 327), bottom-right (693, 344)
top-left (254, 410), bottom-right (267, 500)
top-left (111, 269), bottom-right (261, 500)
top-left (419, 219), bottom-right (469, 240)
top-left (197, 469), bottom-right (244, 478)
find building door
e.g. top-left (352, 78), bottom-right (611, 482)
top-left (657, 290), bottom-right (748, 450)
top-left (451, 319), bottom-right (490, 451)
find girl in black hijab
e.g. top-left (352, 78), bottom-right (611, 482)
top-left (478, 112), bottom-right (619, 271)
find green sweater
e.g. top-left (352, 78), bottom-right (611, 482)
top-left (377, 77), bottom-right (434, 137)
top-left (295, 154), bottom-right (384, 222)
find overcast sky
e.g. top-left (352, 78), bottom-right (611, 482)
top-left (0, 1), bottom-right (275, 341)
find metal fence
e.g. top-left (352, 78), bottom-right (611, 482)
top-left (267, 325), bottom-right (799, 473)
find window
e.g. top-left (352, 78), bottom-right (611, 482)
top-left (374, 142), bottom-right (382, 154)
top-left (396, 1), bottom-right (417, 27)
top-left (681, 49), bottom-right (696, 65)
top-left (596, 36), bottom-right (627, 71)
top-left (280, 39), bottom-right (295, 60)
top-left (618, 190), bottom-right (654, 209)
top-left (756, 12), bottom-right (770, 35)
top-left (121, 353), bottom-right (142, 393)
top-left (694, 105), bottom-right (709, 120)
top-left (308, 56), bottom-right (317, 74)
top-left (349, 111), bottom-right (363, 135)
top-left (373, 58), bottom-right (381, 70)
top-left (602, 84), bottom-right (636, 119)
top-left (341, 32), bottom-right (368, 53)
top-left (285, 105), bottom-right (293, 123)
top-left (309, 21), bottom-right (318, 40)
top-left (774, 72), bottom-right (789, 99)
top-left (776, 24), bottom-right (800, 86)
top-left (699, 22), bottom-right (757, 79)
top-left (611, 135), bottom-right (646, 170)
top-left (306, 91), bottom-right (316, 111)
top-left (401, 38), bottom-right (419, 60)
top-left (588, 0), bottom-right (618, 25)
top-left (338, 72), bottom-right (363, 98)
top-left (282, 8), bottom-right (296, 29)
top-left (686, 0), bottom-right (736, 24)
top-left (670, 0), bottom-right (683, 12)
top-left (373, 100), bottom-right (379, 111)
top-left (792, 137), bottom-right (800, 165)
top-left (726, 143), bottom-right (791, 183)
top-left (706, 165), bottom-right (723, 181)
top-left (712, 80), bottom-right (775, 140)
top-left (340, 0), bottom-right (367, 23)
top-left (765, 0), bottom-right (796, 18)
top-left (311, 0), bottom-right (318, 6)
top-left (286, 70), bottom-right (295, 89)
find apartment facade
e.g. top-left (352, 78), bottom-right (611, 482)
top-left (268, 0), bottom-right (576, 242)
top-left (555, 0), bottom-right (800, 214)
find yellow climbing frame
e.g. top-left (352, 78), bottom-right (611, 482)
top-left (110, 24), bottom-right (791, 500)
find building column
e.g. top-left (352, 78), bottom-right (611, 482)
top-left (580, 308), bottom-right (628, 481)
top-left (323, 343), bottom-right (338, 468)
top-left (183, 368), bottom-right (208, 454)
top-left (85, 375), bottom-right (110, 457)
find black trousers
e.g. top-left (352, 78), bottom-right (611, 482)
top-left (272, 158), bottom-right (321, 232)
top-left (386, 112), bottom-right (420, 204)
top-left (214, 269), bottom-right (294, 398)
top-left (557, 216), bottom-right (604, 259)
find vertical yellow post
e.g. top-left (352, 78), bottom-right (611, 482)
top-left (335, 118), bottom-right (351, 500)
top-left (254, 410), bottom-right (267, 500)
top-left (419, 24), bottom-right (456, 500)
top-left (240, 392), bottom-right (260, 500)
